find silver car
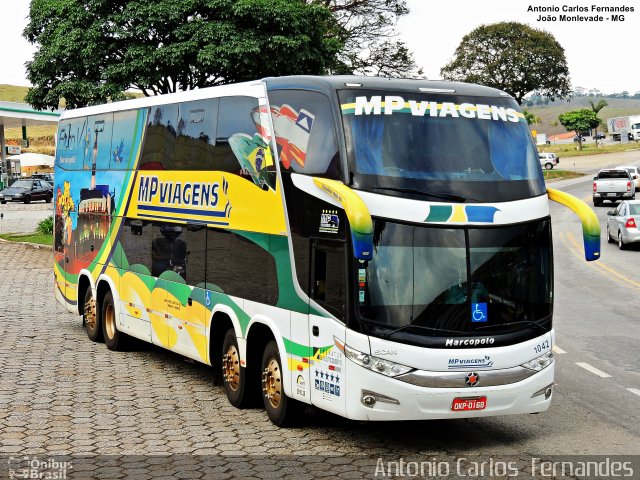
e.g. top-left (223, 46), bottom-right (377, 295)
top-left (606, 200), bottom-right (640, 250)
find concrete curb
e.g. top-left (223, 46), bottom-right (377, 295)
top-left (0, 237), bottom-right (53, 251)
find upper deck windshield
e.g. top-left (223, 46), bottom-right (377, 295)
top-left (339, 90), bottom-right (546, 202)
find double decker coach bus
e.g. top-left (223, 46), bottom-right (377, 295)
top-left (54, 76), bottom-right (600, 426)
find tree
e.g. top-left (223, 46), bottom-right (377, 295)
top-left (24, 0), bottom-right (342, 109)
top-left (311, 0), bottom-right (422, 77)
top-left (558, 109), bottom-right (600, 151)
top-left (523, 110), bottom-right (541, 126)
top-left (588, 99), bottom-right (608, 145)
top-left (440, 22), bottom-right (571, 105)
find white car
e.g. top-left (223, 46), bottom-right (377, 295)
top-left (539, 153), bottom-right (559, 170)
top-left (606, 200), bottom-right (640, 250)
top-left (619, 165), bottom-right (640, 191)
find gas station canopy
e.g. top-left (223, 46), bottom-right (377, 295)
top-left (0, 101), bottom-right (61, 128)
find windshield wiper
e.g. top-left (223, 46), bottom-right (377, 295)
top-left (370, 187), bottom-right (471, 203)
top-left (381, 323), bottom-right (463, 339)
top-left (474, 320), bottom-right (549, 334)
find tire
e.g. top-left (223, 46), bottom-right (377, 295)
top-left (23, 195), bottom-right (31, 204)
top-left (261, 340), bottom-right (305, 427)
top-left (222, 328), bottom-right (251, 408)
top-left (0, 201), bottom-right (5, 204)
top-left (593, 198), bottom-right (601, 207)
top-left (46, 193), bottom-right (52, 203)
top-left (545, 163), bottom-right (553, 170)
top-left (83, 286), bottom-right (102, 342)
top-left (607, 225), bottom-right (614, 243)
top-left (618, 231), bottom-right (626, 250)
top-left (102, 290), bottom-right (126, 350)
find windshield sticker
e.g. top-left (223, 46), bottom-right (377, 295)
top-left (471, 302), bottom-right (488, 323)
top-left (319, 209), bottom-right (339, 233)
top-left (341, 96), bottom-right (524, 123)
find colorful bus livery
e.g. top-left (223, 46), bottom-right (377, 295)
top-left (54, 77), bottom-right (599, 426)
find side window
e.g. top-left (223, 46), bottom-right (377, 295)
top-left (111, 109), bottom-right (141, 170)
top-left (56, 117), bottom-right (90, 170)
top-left (121, 219), bottom-right (153, 275)
top-left (84, 114), bottom-right (114, 171)
top-left (139, 104), bottom-right (179, 170)
top-left (312, 239), bottom-right (347, 319)
top-left (174, 99), bottom-right (219, 170)
top-left (217, 96), bottom-right (275, 189)
top-left (151, 222), bottom-right (206, 284)
top-left (268, 90), bottom-right (341, 179)
top-left (206, 228), bottom-right (278, 305)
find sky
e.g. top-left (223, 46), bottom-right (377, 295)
top-left (1, 0), bottom-right (638, 95)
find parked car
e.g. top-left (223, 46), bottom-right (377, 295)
top-left (619, 165), bottom-right (640, 191)
top-left (539, 153), bottom-right (559, 170)
top-left (573, 135), bottom-right (585, 142)
top-left (0, 179), bottom-right (53, 204)
top-left (607, 200), bottom-right (640, 250)
top-left (594, 132), bottom-right (606, 140)
top-left (593, 168), bottom-right (635, 206)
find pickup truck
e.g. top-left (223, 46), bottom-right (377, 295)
top-left (593, 169), bottom-right (635, 206)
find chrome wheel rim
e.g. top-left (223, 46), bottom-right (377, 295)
top-left (222, 345), bottom-right (241, 391)
top-left (262, 358), bottom-right (282, 409)
top-left (104, 302), bottom-right (116, 339)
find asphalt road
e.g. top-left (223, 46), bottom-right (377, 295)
top-left (1, 154), bottom-right (640, 479)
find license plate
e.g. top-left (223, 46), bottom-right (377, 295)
top-left (607, 193), bottom-right (617, 197)
top-left (452, 396), bottom-right (487, 411)
top-left (4, 196), bottom-right (11, 200)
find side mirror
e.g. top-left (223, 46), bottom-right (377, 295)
top-left (593, 176), bottom-right (597, 181)
top-left (607, 211), bottom-right (615, 216)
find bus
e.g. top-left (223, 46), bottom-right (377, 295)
top-left (53, 76), bottom-right (600, 426)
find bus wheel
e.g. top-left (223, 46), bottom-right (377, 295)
top-left (83, 287), bottom-right (102, 342)
top-left (222, 328), bottom-right (248, 407)
top-left (261, 340), bottom-right (304, 427)
top-left (102, 291), bottom-right (125, 351)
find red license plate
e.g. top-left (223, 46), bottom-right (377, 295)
top-left (452, 396), bottom-right (487, 411)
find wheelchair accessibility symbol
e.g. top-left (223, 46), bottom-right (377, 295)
top-left (471, 303), bottom-right (488, 323)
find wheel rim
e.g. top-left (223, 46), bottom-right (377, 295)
top-left (104, 302), bottom-right (116, 339)
top-left (222, 345), bottom-right (241, 391)
top-left (262, 358), bottom-right (282, 409)
top-left (618, 232), bottom-right (623, 248)
top-left (84, 295), bottom-right (97, 330)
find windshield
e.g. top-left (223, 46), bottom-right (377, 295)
top-left (339, 90), bottom-right (545, 202)
top-left (356, 218), bottom-right (553, 346)
top-left (10, 180), bottom-right (33, 189)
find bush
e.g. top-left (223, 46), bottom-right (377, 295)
top-left (37, 216), bottom-right (54, 235)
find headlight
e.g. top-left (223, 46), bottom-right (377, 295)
top-left (344, 343), bottom-right (414, 377)
top-left (520, 351), bottom-right (553, 372)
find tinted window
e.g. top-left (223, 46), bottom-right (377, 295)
top-left (268, 90), bottom-right (341, 179)
top-left (84, 114), bottom-right (114, 171)
top-left (151, 222), bottom-right (206, 284)
top-left (111, 110), bottom-right (140, 170)
top-left (140, 104), bottom-right (178, 170)
top-left (312, 239), bottom-right (347, 319)
top-left (174, 99), bottom-right (219, 170)
top-left (121, 219), bottom-right (153, 275)
top-left (206, 228), bottom-right (278, 305)
top-left (599, 171), bottom-right (629, 179)
top-left (56, 117), bottom-right (90, 170)
top-left (217, 96), bottom-right (276, 189)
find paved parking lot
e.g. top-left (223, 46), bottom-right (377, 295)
top-left (0, 202), bottom-right (53, 234)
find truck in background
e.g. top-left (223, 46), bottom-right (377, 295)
top-left (606, 115), bottom-right (640, 141)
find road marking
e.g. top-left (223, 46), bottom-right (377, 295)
top-left (563, 232), bottom-right (640, 291)
top-left (576, 362), bottom-right (611, 378)
top-left (627, 388), bottom-right (640, 397)
top-left (552, 345), bottom-right (567, 354)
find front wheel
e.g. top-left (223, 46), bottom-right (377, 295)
top-left (23, 195), bottom-right (31, 204)
top-left (261, 340), bottom-right (304, 427)
top-left (545, 163), bottom-right (553, 170)
top-left (46, 193), bottom-right (52, 203)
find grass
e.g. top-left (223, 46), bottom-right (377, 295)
top-left (543, 170), bottom-right (585, 181)
top-left (0, 232), bottom-right (53, 246)
top-left (538, 141), bottom-right (640, 158)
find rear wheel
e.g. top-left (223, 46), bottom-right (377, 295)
top-left (222, 328), bottom-right (250, 408)
top-left (102, 291), bottom-right (126, 350)
top-left (593, 198), bottom-right (601, 207)
top-left (618, 231), bottom-right (626, 250)
top-left (23, 195), bottom-right (31, 204)
top-left (83, 286), bottom-right (102, 342)
top-left (261, 340), bottom-right (304, 427)
top-left (607, 225), bottom-right (614, 243)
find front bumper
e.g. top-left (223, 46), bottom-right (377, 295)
top-left (344, 360), bottom-right (554, 421)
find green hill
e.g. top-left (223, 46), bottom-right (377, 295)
top-left (0, 84), bottom-right (30, 103)
top-left (528, 97), bottom-right (640, 136)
